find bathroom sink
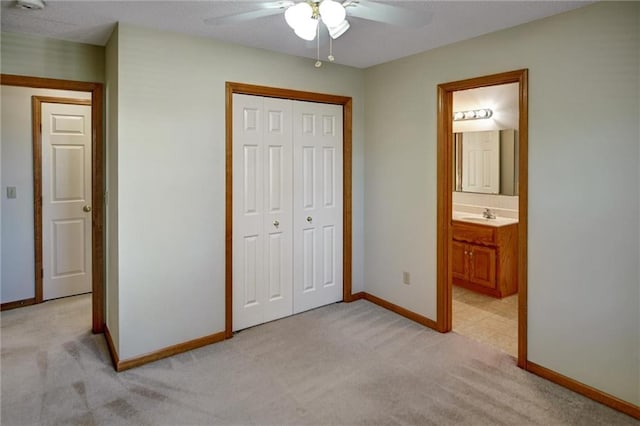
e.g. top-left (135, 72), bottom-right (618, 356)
top-left (460, 217), bottom-right (493, 222)
top-left (452, 212), bottom-right (518, 227)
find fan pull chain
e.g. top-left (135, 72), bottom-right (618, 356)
top-left (328, 37), bottom-right (335, 62)
top-left (315, 22), bottom-right (322, 68)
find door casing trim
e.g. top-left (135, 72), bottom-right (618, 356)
top-left (1, 74), bottom-right (104, 334)
top-left (225, 82), bottom-right (353, 338)
top-left (436, 69), bottom-right (528, 368)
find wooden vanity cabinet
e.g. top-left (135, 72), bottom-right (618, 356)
top-left (452, 221), bottom-right (517, 298)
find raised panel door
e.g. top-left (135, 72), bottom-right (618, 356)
top-left (232, 94), bottom-right (293, 331)
top-left (232, 95), bottom-right (343, 330)
top-left (462, 130), bottom-right (500, 194)
top-left (469, 244), bottom-right (497, 289)
top-left (233, 94), bottom-right (265, 331)
top-left (262, 98), bottom-right (293, 323)
top-left (451, 240), bottom-right (468, 281)
top-left (292, 101), bottom-right (343, 314)
top-left (42, 102), bottom-right (92, 300)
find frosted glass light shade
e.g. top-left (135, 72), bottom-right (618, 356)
top-left (285, 1), bottom-right (350, 42)
top-left (319, 0), bottom-right (346, 27)
top-left (285, 2), bottom-right (313, 29)
top-left (327, 19), bottom-right (349, 39)
top-left (294, 17), bottom-right (318, 41)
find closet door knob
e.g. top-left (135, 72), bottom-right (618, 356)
top-left (273, 220), bottom-right (279, 228)
top-left (306, 216), bottom-right (313, 223)
top-left (83, 205), bottom-right (92, 212)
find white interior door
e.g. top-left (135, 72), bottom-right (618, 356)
top-left (292, 101), bottom-right (343, 314)
top-left (232, 94), bottom-right (293, 331)
top-left (462, 130), bottom-right (500, 194)
top-left (41, 101), bottom-right (92, 300)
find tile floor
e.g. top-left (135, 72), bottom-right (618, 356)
top-left (452, 285), bottom-right (518, 357)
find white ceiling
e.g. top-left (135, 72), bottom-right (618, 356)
top-left (1, 0), bottom-right (592, 68)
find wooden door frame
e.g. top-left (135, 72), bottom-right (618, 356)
top-left (436, 69), bottom-right (528, 368)
top-left (225, 82), bottom-right (353, 338)
top-left (1, 74), bottom-right (104, 334)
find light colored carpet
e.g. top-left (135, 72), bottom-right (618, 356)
top-left (1, 294), bottom-right (635, 425)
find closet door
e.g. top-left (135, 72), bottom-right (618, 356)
top-left (292, 101), bottom-right (343, 314)
top-left (232, 94), bottom-right (293, 331)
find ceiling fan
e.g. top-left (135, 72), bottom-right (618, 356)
top-left (205, 1), bottom-right (431, 67)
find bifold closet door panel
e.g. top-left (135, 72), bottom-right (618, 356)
top-left (232, 94), bottom-right (293, 331)
top-left (292, 100), bottom-right (344, 314)
top-left (262, 97), bottom-right (294, 324)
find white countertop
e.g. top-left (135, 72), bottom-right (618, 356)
top-left (452, 211), bottom-right (518, 227)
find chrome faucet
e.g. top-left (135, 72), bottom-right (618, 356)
top-left (483, 208), bottom-right (496, 219)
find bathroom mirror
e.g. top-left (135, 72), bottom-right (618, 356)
top-left (453, 129), bottom-right (518, 196)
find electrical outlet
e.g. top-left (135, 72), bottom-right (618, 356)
top-left (402, 271), bottom-right (410, 285)
top-left (6, 186), bottom-right (16, 199)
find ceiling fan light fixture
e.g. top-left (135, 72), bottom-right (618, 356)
top-left (285, 2), bottom-right (312, 29)
top-left (294, 17), bottom-right (318, 41)
top-left (284, 0), bottom-right (351, 66)
top-left (327, 19), bottom-right (349, 39)
top-left (319, 0), bottom-right (346, 27)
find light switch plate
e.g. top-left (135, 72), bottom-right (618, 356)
top-left (7, 187), bottom-right (16, 199)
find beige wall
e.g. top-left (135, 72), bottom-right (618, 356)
top-left (364, 1), bottom-right (639, 405)
top-left (105, 26), bottom-right (120, 351)
top-left (1, 32), bottom-right (105, 83)
top-left (108, 24), bottom-right (365, 359)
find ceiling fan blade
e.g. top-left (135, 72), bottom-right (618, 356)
top-left (345, 0), bottom-right (432, 28)
top-left (204, 1), bottom-right (294, 26)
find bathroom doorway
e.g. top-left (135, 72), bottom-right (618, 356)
top-left (436, 69), bottom-right (528, 367)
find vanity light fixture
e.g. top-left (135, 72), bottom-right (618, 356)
top-left (453, 108), bottom-right (493, 121)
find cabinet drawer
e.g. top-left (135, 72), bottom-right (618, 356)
top-left (452, 221), bottom-right (496, 245)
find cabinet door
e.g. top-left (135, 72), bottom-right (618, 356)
top-left (468, 245), bottom-right (496, 289)
top-left (452, 241), bottom-right (468, 280)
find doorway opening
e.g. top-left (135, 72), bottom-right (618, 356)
top-left (436, 69), bottom-right (528, 367)
top-left (0, 74), bottom-right (104, 334)
top-left (225, 82), bottom-right (354, 338)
